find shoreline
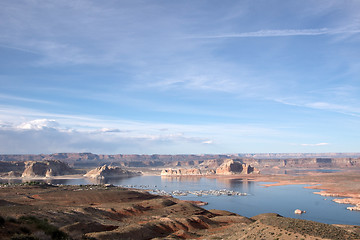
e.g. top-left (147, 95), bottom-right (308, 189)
top-left (1, 170), bottom-right (360, 211)
top-left (207, 171), bottom-right (360, 212)
top-left (177, 170), bottom-right (360, 211)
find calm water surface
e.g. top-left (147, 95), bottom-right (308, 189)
top-left (2, 176), bottom-right (359, 226)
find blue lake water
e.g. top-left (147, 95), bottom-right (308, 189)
top-left (2, 176), bottom-right (359, 226)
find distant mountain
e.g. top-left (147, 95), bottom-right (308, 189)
top-left (0, 152), bottom-right (359, 169)
top-left (237, 152), bottom-right (360, 159)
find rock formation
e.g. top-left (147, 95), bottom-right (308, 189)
top-left (0, 161), bottom-right (25, 177)
top-left (84, 165), bottom-right (142, 179)
top-left (347, 206), bottom-right (360, 211)
top-left (161, 159), bottom-right (258, 176)
top-left (294, 209), bottom-right (306, 214)
top-left (198, 159), bottom-right (224, 169)
top-left (21, 160), bottom-right (77, 178)
top-left (215, 159), bottom-right (258, 175)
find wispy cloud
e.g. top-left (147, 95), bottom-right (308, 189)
top-left (152, 75), bottom-right (242, 92)
top-left (305, 102), bottom-right (360, 114)
top-left (0, 94), bottom-right (56, 105)
top-left (301, 143), bottom-right (329, 147)
top-left (187, 27), bottom-right (360, 39)
top-left (274, 98), bottom-right (360, 117)
top-left (0, 43), bottom-right (41, 55)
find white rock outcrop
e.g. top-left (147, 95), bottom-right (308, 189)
top-left (215, 159), bottom-right (257, 175)
top-left (294, 209), bottom-right (306, 214)
top-left (84, 165), bottom-right (142, 179)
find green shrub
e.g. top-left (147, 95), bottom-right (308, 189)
top-left (7, 216), bottom-right (18, 223)
top-left (20, 226), bottom-right (31, 234)
top-left (18, 216), bottom-right (69, 240)
top-left (0, 215), bottom-right (5, 226)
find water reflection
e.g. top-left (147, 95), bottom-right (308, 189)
top-left (159, 176), bottom-right (255, 192)
top-left (0, 176), bottom-right (257, 194)
top-left (160, 176), bottom-right (202, 183)
top-left (85, 176), bottom-right (139, 185)
top-left (218, 178), bottom-right (255, 192)
top-left (0, 176), bottom-right (145, 186)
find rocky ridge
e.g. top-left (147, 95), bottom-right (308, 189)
top-left (1, 153), bottom-right (359, 169)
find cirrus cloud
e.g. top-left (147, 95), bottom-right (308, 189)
top-left (301, 143), bottom-right (329, 147)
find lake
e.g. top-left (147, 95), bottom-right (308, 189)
top-left (2, 176), bottom-right (359, 226)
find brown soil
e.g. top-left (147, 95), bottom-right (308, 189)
top-left (0, 182), bottom-right (359, 239)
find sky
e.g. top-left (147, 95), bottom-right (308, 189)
top-left (0, 0), bottom-right (360, 154)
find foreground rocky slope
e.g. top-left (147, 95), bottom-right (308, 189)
top-left (0, 183), bottom-right (359, 240)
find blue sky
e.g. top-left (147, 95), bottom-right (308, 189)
top-left (1, 0), bottom-right (360, 154)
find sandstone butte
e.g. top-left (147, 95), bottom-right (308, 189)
top-left (84, 165), bottom-right (142, 179)
top-left (161, 159), bottom-right (259, 176)
top-left (21, 160), bottom-right (77, 178)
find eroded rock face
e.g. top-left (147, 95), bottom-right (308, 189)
top-left (199, 159), bottom-right (225, 169)
top-left (21, 160), bottom-right (76, 178)
top-left (215, 159), bottom-right (257, 175)
top-left (84, 165), bottom-right (142, 179)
